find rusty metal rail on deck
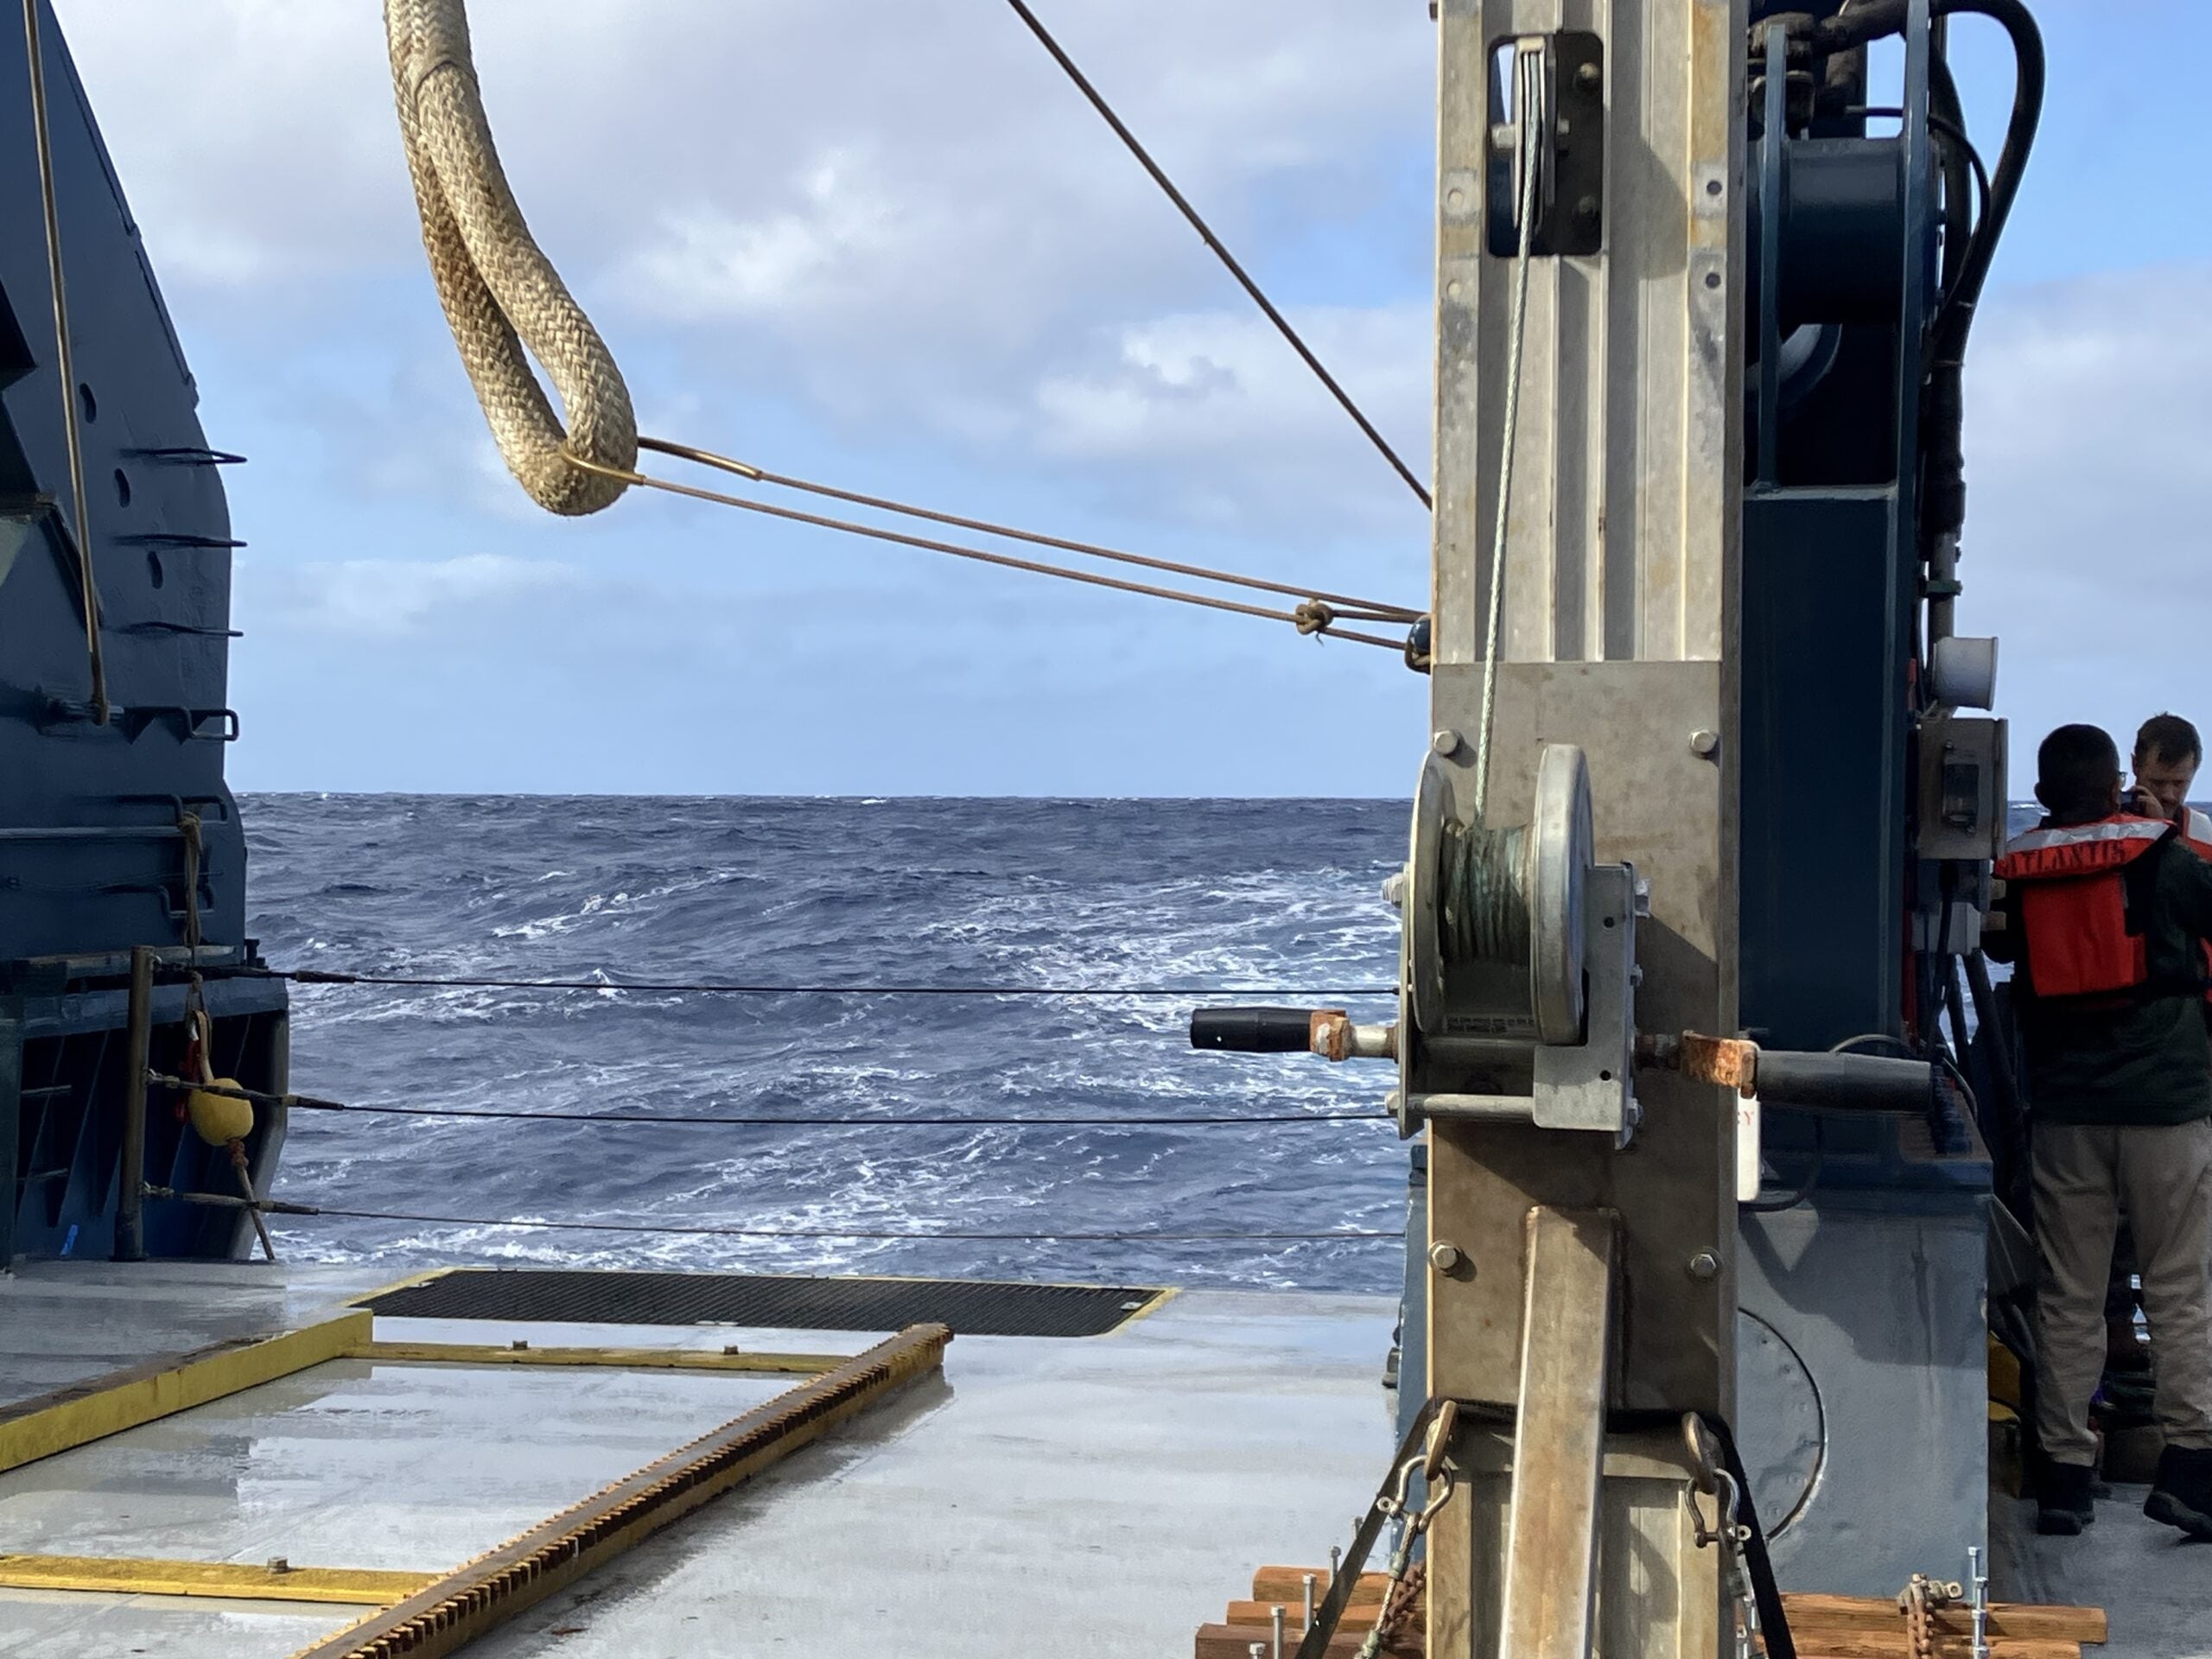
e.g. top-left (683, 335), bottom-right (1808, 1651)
top-left (286, 1323), bottom-right (950, 1659)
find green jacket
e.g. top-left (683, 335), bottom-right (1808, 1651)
top-left (1990, 823), bottom-right (2212, 1127)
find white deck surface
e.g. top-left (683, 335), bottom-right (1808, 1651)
top-left (0, 1261), bottom-right (1400, 1658)
top-left (4, 1261), bottom-right (2203, 1657)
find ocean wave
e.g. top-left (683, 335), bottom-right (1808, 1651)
top-left (244, 794), bottom-right (1410, 1293)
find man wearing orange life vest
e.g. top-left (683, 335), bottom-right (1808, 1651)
top-left (1989, 723), bottom-right (2212, 1539)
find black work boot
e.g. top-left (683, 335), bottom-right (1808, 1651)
top-left (2144, 1446), bottom-right (2212, 1540)
top-left (2036, 1462), bottom-right (2097, 1535)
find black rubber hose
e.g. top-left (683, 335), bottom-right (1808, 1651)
top-left (1189, 1007), bottom-right (1315, 1053)
top-left (1754, 1050), bottom-right (1937, 1113)
top-left (1812, 0), bottom-right (2045, 537)
top-left (1928, 52), bottom-right (1974, 295)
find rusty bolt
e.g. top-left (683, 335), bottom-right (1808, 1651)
top-left (1429, 1240), bottom-right (1465, 1273)
top-left (1689, 729), bottom-right (1720, 759)
top-left (1575, 61), bottom-right (1601, 92)
top-left (1687, 1250), bottom-right (1720, 1281)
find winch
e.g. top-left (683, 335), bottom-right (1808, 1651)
top-left (1192, 742), bottom-right (1945, 1135)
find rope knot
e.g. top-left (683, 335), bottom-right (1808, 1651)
top-left (1294, 600), bottom-right (1336, 636)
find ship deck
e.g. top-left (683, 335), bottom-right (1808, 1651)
top-left (0, 1260), bottom-right (2200, 1659)
top-left (0, 1260), bottom-right (1401, 1658)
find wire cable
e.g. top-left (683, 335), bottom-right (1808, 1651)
top-left (298, 1102), bottom-right (1391, 1128)
top-left (273, 967), bottom-right (1397, 998)
top-left (565, 449), bottom-right (1408, 650)
top-left (641, 438), bottom-right (1420, 625)
top-left (1000, 0), bottom-right (1431, 511)
top-left (147, 1187), bottom-right (1403, 1244)
top-left (148, 1074), bottom-right (1391, 1130)
top-left (20, 0), bottom-right (108, 725)
top-left (1472, 47), bottom-right (1544, 823)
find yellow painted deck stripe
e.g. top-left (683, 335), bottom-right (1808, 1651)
top-left (0, 1312), bottom-right (372, 1475)
top-left (0, 1553), bottom-right (430, 1606)
top-left (347, 1340), bottom-right (843, 1375)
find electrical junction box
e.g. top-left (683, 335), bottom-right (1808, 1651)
top-left (1916, 714), bottom-right (2007, 862)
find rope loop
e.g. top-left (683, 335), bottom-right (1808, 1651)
top-left (384, 0), bottom-right (636, 515)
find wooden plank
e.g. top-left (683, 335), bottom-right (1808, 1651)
top-left (1253, 1567), bottom-right (1388, 1605)
top-left (1230, 1600), bottom-right (1388, 1632)
top-left (1196, 1624), bottom-right (1421, 1659)
top-left (1248, 1573), bottom-right (2104, 1644)
top-left (0, 1553), bottom-right (430, 1606)
top-left (1206, 1619), bottom-right (2073, 1659)
top-left (1783, 1594), bottom-right (2107, 1644)
top-left (0, 1313), bottom-right (372, 1474)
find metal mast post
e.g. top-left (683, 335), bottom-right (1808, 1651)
top-left (1427, 3), bottom-right (1744, 1656)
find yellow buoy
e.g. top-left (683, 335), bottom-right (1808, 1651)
top-left (186, 1078), bottom-right (255, 1147)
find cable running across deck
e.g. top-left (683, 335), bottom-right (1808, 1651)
top-left (147, 1072), bottom-right (1385, 1130)
top-left (146, 1072), bottom-right (1389, 1129)
top-left (273, 966), bottom-right (1397, 998)
top-left (144, 1190), bottom-right (1400, 1244)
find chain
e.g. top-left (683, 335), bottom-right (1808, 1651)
top-left (1897, 1573), bottom-right (1961, 1659)
top-left (1352, 1407), bottom-right (1457, 1659)
top-left (1373, 1558), bottom-right (1426, 1650)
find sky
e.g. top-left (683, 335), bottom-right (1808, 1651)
top-left (51, 0), bottom-right (2212, 797)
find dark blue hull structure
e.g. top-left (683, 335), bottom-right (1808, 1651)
top-left (1, 3), bottom-right (284, 1263)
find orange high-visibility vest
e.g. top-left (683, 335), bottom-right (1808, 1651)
top-left (1995, 815), bottom-right (2177, 1001)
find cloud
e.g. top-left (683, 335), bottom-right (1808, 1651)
top-left (1955, 264), bottom-right (2212, 783)
top-left (250, 552), bottom-right (583, 638)
top-left (59, 0), bottom-right (1433, 536)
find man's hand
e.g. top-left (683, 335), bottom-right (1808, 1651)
top-left (2127, 782), bottom-right (2172, 821)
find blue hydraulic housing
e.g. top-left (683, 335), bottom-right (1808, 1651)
top-left (1, 3), bottom-right (286, 1264)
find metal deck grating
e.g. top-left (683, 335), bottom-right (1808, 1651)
top-left (359, 1269), bottom-right (1169, 1338)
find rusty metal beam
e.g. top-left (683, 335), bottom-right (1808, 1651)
top-left (287, 1323), bottom-right (950, 1659)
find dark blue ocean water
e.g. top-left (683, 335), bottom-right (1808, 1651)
top-left (242, 796), bottom-right (1411, 1293)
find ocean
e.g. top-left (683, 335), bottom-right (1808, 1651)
top-left (243, 794), bottom-right (1412, 1294)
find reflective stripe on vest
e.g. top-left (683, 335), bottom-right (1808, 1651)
top-left (1995, 815), bottom-right (2174, 1001)
top-left (2183, 822), bottom-right (2212, 1002)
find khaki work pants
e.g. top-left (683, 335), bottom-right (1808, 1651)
top-left (2032, 1118), bottom-right (2212, 1466)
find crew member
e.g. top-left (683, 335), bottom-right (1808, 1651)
top-left (2104, 715), bottom-right (2212, 1387)
top-left (1990, 723), bottom-right (2212, 1538)
top-left (2130, 712), bottom-right (2212, 840)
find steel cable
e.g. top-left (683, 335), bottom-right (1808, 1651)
top-left (149, 1188), bottom-right (1402, 1245)
top-left (386, 0), bottom-right (1425, 646)
top-left (148, 1073), bottom-right (1391, 1131)
top-left (1000, 0), bottom-right (1432, 512)
top-left (1472, 46), bottom-right (1544, 823)
top-left (20, 0), bottom-right (108, 723)
top-left (274, 967), bottom-right (1396, 998)
top-left (640, 438), bottom-right (1420, 624)
top-left (564, 450), bottom-right (1409, 649)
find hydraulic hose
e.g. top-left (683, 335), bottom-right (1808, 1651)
top-left (1811, 0), bottom-right (2044, 550)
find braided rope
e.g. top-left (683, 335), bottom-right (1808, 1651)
top-left (383, 0), bottom-right (635, 515)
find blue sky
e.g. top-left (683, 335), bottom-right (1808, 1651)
top-left (60, 1), bottom-right (2212, 796)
